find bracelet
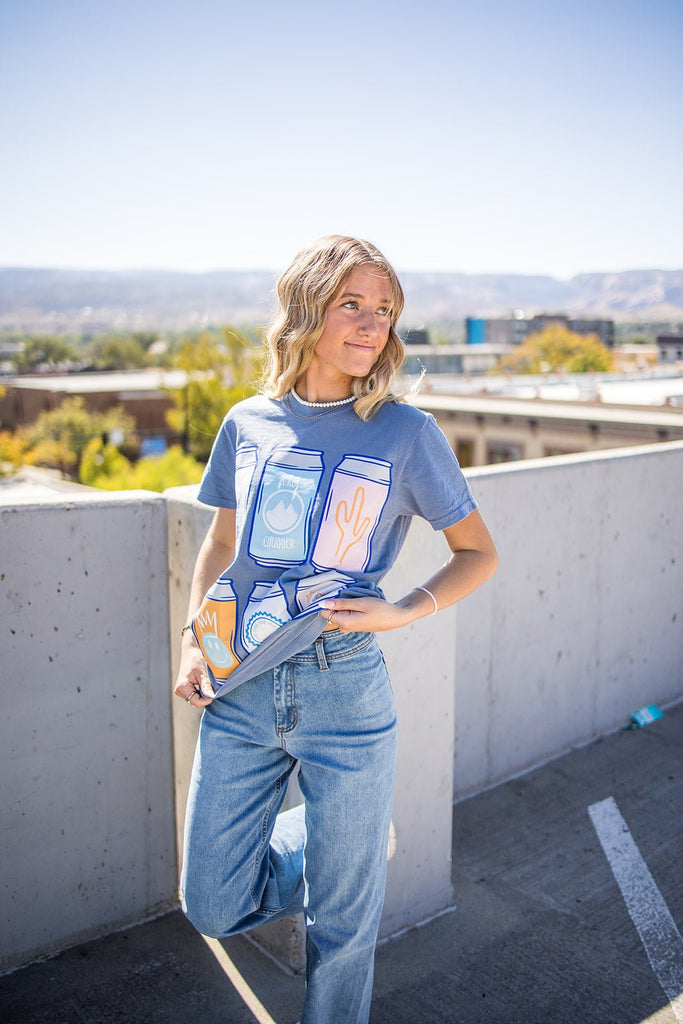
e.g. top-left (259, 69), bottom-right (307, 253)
top-left (414, 586), bottom-right (438, 615)
top-left (180, 623), bottom-right (193, 638)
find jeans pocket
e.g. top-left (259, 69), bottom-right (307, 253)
top-left (324, 638), bottom-right (396, 728)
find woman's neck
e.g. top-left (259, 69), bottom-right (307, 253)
top-left (295, 371), bottom-right (353, 404)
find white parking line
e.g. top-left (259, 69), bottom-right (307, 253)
top-left (589, 796), bottom-right (683, 1024)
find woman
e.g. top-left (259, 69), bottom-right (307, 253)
top-left (175, 235), bottom-right (497, 1023)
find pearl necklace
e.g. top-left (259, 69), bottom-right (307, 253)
top-left (291, 390), bottom-right (355, 409)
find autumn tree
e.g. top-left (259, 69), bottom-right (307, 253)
top-left (0, 430), bottom-right (26, 477)
top-left (497, 324), bottom-right (614, 374)
top-left (79, 440), bottom-right (203, 492)
top-left (166, 328), bottom-right (262, 460)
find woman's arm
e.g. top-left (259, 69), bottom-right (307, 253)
top-left (320, 509), bottom-right (498, 633)
top-left (174, 507), bottom-right (236, 706)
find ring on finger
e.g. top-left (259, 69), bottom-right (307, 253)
top-left (185, 690), bottom-right (197, 703)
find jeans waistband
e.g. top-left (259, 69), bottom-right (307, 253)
top-left (287, 629), bottom-right (375, 665)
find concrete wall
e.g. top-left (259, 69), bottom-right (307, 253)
top-left (0, 491), bottom-right (176, 973)
top-left (376, 525), bottom-right (459, 935)
top-left (453, 440), bottom-right (683, 798)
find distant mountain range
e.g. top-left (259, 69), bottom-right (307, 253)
top-left (1, 267), bottom-right (682, 334)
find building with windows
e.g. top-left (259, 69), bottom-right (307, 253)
top-left (414, 388), bottom-right (683, 466)
top-left (657, 335), bottom-right (683, 363)
top-left (0, 370), bottom-right (185, 446)
top-left (466, 314), bottom-right (615, 348)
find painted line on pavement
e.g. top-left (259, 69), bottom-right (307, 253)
top-left (589, 796), bottom-right (683, 1024)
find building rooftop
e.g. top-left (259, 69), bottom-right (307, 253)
top-left (415, 369), bottom-right (683, 408)
top-left (5, 368), bottom-right (186, 393)
top-left (2, 702), bottom-right (681, 1024)
top-left (412, 390), bottom-right (683, 431)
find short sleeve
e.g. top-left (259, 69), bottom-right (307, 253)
top-left (400, 414), bottom-right (477, 529)
top-left (196, 414), bottom-right (237, 509)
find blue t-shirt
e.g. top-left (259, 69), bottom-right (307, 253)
top-left (192, 392), bottom-right (477, 697)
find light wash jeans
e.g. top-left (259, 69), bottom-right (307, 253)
top-left (180, 628), bottom-right (398, 1024)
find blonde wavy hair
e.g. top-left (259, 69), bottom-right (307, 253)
top-left (261, 235), bottom-right (406, 421)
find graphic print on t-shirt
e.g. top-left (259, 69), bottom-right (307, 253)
top-left (194, 448), bottom-right (396, 690)
top-left (241, 580), bottom-right (290, 653)
top-left (311, 455), bottom-right (392, 572)
top-left (248, 447), bottom-right (324, 566)
top-left (295, 570), bottom-right (355, 613)
top-left (234, 444), bottom-right (258, 542)
top-left (191, 573), bottom-right (242, 682)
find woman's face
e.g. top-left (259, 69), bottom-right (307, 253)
top-left (305, 266), bottom-right (393, 396)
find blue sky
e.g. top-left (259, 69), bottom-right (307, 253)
top-left (1, 0), bottom-right (681, 277)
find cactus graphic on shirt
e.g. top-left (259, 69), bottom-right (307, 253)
top-left (334, 486), bottom-right (373, 564)
top-left (312, 455), bottom-right (392, 572)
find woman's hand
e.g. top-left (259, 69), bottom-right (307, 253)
top-left (174, 638), bottom-right (215, 708)
top-left (319, 509), bottom-right (498, 636)
top-left (319, 595), bottom-right (414, 633)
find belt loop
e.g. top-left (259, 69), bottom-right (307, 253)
top-left (315, 635), bottom-right (329, 671)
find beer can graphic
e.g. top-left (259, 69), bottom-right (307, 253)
top-left (311, 455), bottom-right (392, 572)
top-left (234, 445), bottom-right (258, 542)
top-left (241, 581), bottom-right (290, 653)
top-left (248, 447), bottom-right (324, 566)
top-left (191, 574), bottom-right (241, 683)
top-left (295, 571), bottom-right (355, 614)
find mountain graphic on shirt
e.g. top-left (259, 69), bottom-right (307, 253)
top-left (263, 492), bottom-right (304, 534)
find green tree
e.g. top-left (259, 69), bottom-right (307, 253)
top-left (166, 328), bottom-right (262, 460)
top-left (12, 335), bottom-right (80, 373)
top-left (88, 333), bottom-right (149, 370)
top-left (19, 397), bottom-right (137, 476)
top-left (131, 331), bottom-right (160, 351)
top-left (497, 325), bottom-right (615, 374)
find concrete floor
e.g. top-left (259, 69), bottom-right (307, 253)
top-left (2, 701), bottom-right (682, 1024)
